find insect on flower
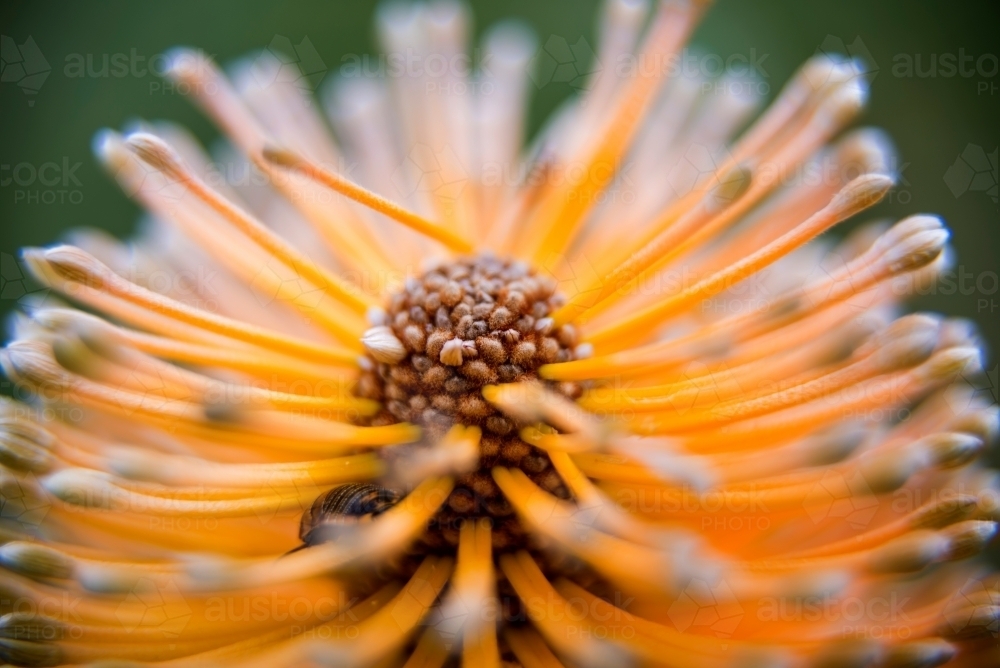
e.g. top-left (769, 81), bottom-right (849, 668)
top-left (294, 483), bottom-right (403, 551)
top-left (1, 0), bottom-right (998, 666)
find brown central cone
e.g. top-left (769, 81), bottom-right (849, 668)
top-left (354, 254), bottom-right (583, 552)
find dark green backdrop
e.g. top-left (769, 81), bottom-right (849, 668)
top-left (2, 0), bottom-right (998, 394)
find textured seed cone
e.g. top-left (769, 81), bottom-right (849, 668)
top-left (0, 0), bottom-right (997, 667)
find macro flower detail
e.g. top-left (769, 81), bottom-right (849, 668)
top-left (1, 0), bottom-right (998, 667)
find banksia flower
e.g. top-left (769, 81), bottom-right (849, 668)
top-left (2, 0), bottom-right (998, 666)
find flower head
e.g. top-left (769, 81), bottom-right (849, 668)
top-left (2, 1), bottom-right (998, 666)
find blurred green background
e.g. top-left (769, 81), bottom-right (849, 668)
top-left (1, 0), bottom-right (998, 388)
